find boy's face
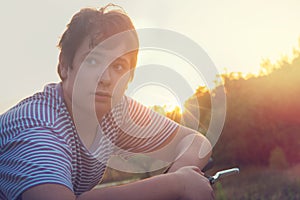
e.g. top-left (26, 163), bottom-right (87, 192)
top-left (62, 35), bottom-right (134, 120)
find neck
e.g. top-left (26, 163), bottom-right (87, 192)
top-left (61, 84), bottom-right (100, 149)
top-left (73, 109), bottom-right (99, 149)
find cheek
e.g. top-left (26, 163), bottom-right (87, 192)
top-left (71, 68), bottom-right (100, 108)
top-left (115, 73), bottom-right (130, 90)
top-left (111, 74), bottom-right (130, 103)
top-left (75, 66), bottom-right (100, 90)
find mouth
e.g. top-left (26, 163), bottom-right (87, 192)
top-left (94, 91), bottom-right (112, 102)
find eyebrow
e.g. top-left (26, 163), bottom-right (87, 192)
top-left (113, 56), bottom-right (130, 64)
top-left (82, 51), bottom-right (131, 65)
top-left (81, 51), bottom-right (99, 59)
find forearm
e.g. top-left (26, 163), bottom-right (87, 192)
top-left (77, 173), bottom-right (180, 200)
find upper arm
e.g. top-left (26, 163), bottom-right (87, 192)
top-left (112, 96), bottom-right (211, 155)
top-left (114, 98), bottom-right (179, 153)
top-left (0, 128), bottom-right (73, 200)
top-left (22, 184), bottom-right (75, 200)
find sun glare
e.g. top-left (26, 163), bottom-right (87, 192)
top-left (126, 48), bottom-right (210, 114)
top-left (126, 85), bottom-right (183, 113)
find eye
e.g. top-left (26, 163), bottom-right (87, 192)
top-left (113, 64), bottom-right (125, 71)
top-left (112, 62), bottom-right (130, 73)
top-left (85, 57), bottom-right (98, 65)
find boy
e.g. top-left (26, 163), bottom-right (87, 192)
top-left (0, 4), bottom-right (214, 200)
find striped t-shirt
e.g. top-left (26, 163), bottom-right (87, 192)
top-left (0, 83), bottom-right (178, 200)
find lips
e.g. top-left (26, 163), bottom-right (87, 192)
top-left (95, 91), bottom-right (111, 97)
top-left (94, 91), bottom-right (112, 102)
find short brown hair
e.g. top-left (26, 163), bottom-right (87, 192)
top-left (57, 4), bottom-right (139, 79)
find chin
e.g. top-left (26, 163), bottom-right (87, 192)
top-left (95, 103), bottom-right (111, 118)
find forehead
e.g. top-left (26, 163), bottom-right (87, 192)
top-left (76, 33), bottom-right (137, 64)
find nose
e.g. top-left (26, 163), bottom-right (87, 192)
top-left (99, 68), bottom-right (111, 86)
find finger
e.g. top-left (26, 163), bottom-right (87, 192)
top-left (190, 166), bottom-right (204, 175)
top-left (210, 189), bottom-right (215, 200)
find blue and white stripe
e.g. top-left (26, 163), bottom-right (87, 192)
top-left (0, 83), bottom-right (178, 200)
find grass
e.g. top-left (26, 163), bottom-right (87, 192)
top-left (212, 165), bottom-right (300, 200)
top-left (97, 165), bottom-right (300, 199)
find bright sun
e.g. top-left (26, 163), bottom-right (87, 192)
top-left (126, 85), bottom-right (183, 113)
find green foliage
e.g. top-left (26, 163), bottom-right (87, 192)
top-left (186, 46), bottom-right (300, 167)
top-left (269, 147), bottom-right (289, 170)
top-left (213, 166), bottom-right (300, 200)
top-left (215, 182), bottom-right (227, 200)
top-left (148, 42), bottom-right (300, 168)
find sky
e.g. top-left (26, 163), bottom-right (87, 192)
top-left (1, 0), bottom-right (300, 113)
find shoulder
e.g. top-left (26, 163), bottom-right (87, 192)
top-left (0, 83), bottom-right (70, 146)
top-left (1, 83), bottom-right (65, 124)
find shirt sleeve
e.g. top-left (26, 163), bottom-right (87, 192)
top-left (0, 127), bottom-right (73, 200)
top-left (105, 96), bottom-right (179, 154)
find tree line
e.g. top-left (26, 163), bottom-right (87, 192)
top-left (164, 43), bottom-right (300, 168)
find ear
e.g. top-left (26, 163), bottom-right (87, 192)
top-left (58, 52), bottom-right (68, 80)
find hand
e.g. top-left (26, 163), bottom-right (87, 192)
top-left (174, 166), bottom-right (214, 200)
